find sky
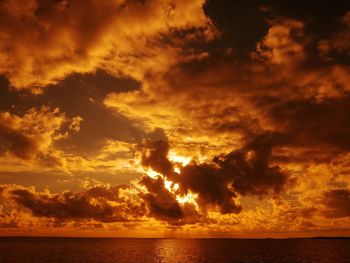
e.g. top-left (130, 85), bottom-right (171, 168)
top-left (0, 0), bottom-right (350, 238)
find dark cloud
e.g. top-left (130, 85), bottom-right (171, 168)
top-left (264, 0), bottom-right (350, 39)
top-left (204, 0), bottom-right (269, 54)
top-left (221, 132), bottom-right (287, 196)
top-left (9, 185), bottom-right (146, 222)
top-left (268, 97), bottom-right (350, 151)
top-left (139, 140), bottom-right (239, 214)
top-left (139, 134), bottom-right (288, 214)
top-left (322, 189), bottom-right (350, 218)
top-left (139, 140), bottom-right (174, 176)
top-left (1, 182), bottom-right (204, 226)
top-left (177, 163), bottom-right (242, 214)
top-left (0, 221), bottom-right (18, 229)
top-left (0, 125), bottom-right (38, 160)
top-left (175, 133), bottom-right (287, 212)
top-left (140, 175), bottom-right (199, 224)
top-left (204, 0), bottom-right (350, 55)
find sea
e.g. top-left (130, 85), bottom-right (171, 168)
top-left (0, 237), bottom-right (349, 263)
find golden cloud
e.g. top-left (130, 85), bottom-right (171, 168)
top-left (0, 0), bottom-right (213, 91)
top-left (0, 106), bottom-right (81, 160)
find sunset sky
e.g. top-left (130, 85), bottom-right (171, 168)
top-left (0, 0), bottom-right (350, 238)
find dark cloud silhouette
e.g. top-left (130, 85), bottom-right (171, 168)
top-left (174, 133), bottom-right (287, 213)
top-left (220, 132), bottom-right (287, 196)
top-left (269, 97), bottom-right (350, 151)
top-left (177, 163), bottom-right (242, 214)
top-left (139, 175), bottom-right (199, 224)
top-left (138, 134), bottom-right (288, 214)
top-left (322, 189), bottom-right (350, 218)
top-left (204, 0), bottom-right (350, 55)
top-left (0, 125), bottom-right (38, 160)
top-left (9, 185), bottom-right (146, 222)
top-left (139, 140), bottom-right (174, 176)
top-left (3, 182), bottom-right (202, 225)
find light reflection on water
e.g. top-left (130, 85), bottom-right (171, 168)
top-left (0, 237), bottom-right (349, 263)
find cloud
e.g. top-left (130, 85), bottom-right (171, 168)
top-left (139, 175), bottom-right (200, 224)
top-left (0, 181), bottom-right (203, 226)
top-left (138, 139), bottom-right (173, 175)
top-left (80, 14), bottom-right (350, 234)
top-left (322, 189), bottom-right (350, 218)
top-left (3, 184), bottom-right (145, 223)
top-left (176, 163), bottom-right (242, 214)
top-left (0, 106), bottom-right (81, 160)
top-left (0, 0), bottom-right (213, 91)
top-left (221, 132), bottom-right (288, 196)
top-left (1, 1), bottom-right (350, 236)
top-left (318, 11), bottom-right (350, 58)
top-left (0, 135), bottom-right (289, 226)
top-left (138, 135), bottom-right (288, 214)
top-left (256, 19), bottom-right (306, 65)
top-left (0, 113), bottom-right (38, 160)
top-left (105, 17), bottom-right (350, 164)
top-left (176, 133), bottom-right (287, 213)
top-left (268, 97), bottom-right (350, 151)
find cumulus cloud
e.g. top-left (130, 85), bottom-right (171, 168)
top-left (0, 131), bottom-right (289, 226)
top-left (0, 181), bottom-right (204, 226)
top-left (139, 140), bottom-right (173, 175)
top-left (0, 0), bottom-right (213, 91)
top-left (1, 184), bottom-right (145, 223)
top-left (138, 135), bottom-right (288, 214)
top-left (0, 106), bottom-right (82, 160)
top-left (139, 175), bottom-right (200, 224)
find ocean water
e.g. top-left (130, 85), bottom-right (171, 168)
top-left (0, 237), bottom-right (349, 263)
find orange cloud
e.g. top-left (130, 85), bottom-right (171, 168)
top-left (0, 0), bottom-right (213, 91)
top-left (256, 19), bottom-right (306, 65)
top-left (0, 106), bottom-right (81, 160)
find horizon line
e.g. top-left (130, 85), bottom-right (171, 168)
top-left (0, 236), bottom-right (349, 240)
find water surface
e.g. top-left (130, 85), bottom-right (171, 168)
top-left (0, 237), bottom-right (349, 263)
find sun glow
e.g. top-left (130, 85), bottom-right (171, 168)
top-left (144, 169), bottom-right (160, 179)
top-left (168, 151), bottom-right (191, 166)
top-left (142, 167), bottom-right (199, 208)
top-left (176, 192), bottom-right (199, 208)
top-left (138, 151), bottom-right (200, 208)
top-left (164, 179), bottom-right (173, 191)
